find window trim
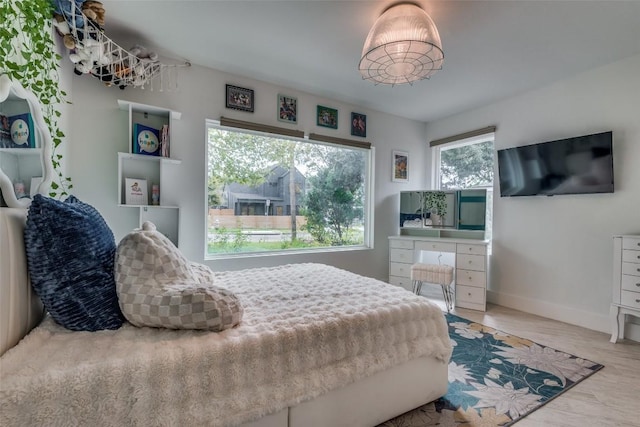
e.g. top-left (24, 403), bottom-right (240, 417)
top-left (431, 131), bottom-right (495, 190)
top-left (205, 119), bottom-right (375, 260)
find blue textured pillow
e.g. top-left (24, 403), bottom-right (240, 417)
top-left (24, 195), bottom-right (124, 331)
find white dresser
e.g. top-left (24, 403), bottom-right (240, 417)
top-left (389, 236), bottom-right (489, 311)
top-left (610, 235), bottom-right (640, 343)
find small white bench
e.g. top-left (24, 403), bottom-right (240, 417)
top-left (411, 263), bottom-right (454, 311)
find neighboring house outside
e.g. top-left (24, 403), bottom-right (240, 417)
top-left (226, 165), bottom-right (306, 216)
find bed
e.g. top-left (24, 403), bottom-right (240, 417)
top-left (0, 207), bottom-right (452, 427)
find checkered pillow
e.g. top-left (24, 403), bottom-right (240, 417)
top-left (115, 222), bottom-right (243, 331)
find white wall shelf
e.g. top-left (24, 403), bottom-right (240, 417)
top-left (117, 100), bottom-right (181, 247)
top-left (0, 88), bottom-right (43, 207)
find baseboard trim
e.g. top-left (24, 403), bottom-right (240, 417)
top-left (486, 290), bottom-right (640, 342)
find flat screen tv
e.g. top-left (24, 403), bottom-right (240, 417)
top-left (497, 131), bottom-right (614, 197)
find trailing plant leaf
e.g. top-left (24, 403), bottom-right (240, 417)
top-left (0, 0), bottom-right (71, 198)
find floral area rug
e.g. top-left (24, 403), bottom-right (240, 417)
top-left (379, 313), bottom-right (604, 427)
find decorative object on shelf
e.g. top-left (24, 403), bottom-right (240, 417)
top-left (52, 0), bottom-right (189, 91)
top-left (125, 178), bottom-right (148, 205)
top-left (0, 114), bottom-right (11, 147)
top-left (351, 112), bottom-right (366, 137)
top-left (392, 150), bottom-right (409, 182)
top-left (359, 3), bottom-right (444, 86)
top-left (133, 123), bottom-right (161, 156)
top-left (14, 181), bottom-right (26, 199)
top-left (226, 85), bottom-right (254, 112)
top-left (317, 105), bottom-right (338, 129)
top-left (8, 113), bottom-right (35, 148)
top-left (160, 125), bottom-right (170, 157)
top-left (277, 94), bottom-right (297, 124)
top-left (151, 184), bottom-right (160, 205)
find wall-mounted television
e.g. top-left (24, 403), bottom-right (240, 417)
top-left (497, 131), bottom-right (614, 197)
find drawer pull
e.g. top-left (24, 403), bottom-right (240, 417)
top-left (637, 299), bottom-right (640, 303)
top-left (467, 292), bottom-right (472, 296)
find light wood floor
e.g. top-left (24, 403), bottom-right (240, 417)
top-left (424, 292), bottom-right (640, 427)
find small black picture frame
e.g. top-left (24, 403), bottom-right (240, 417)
top-left (351, 112), bottom-right (366, 137)
top-left (226, 84), bottom-right (254, 112)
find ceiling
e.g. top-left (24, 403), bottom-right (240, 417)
top-left (100, 1), bottom-right (640, 123)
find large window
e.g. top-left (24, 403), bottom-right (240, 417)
top-left (431, 130), bottom-right (495, 238)
top-left (206, 121), bottom-right (373, 257)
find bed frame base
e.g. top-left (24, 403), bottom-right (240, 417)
top-left (241, 356), bottom-right (447, 427)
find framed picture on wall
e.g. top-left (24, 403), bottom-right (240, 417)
top-left (392, 150), bottom-right (409, 182)
top-left (277, 94), bottom-right (297, 124)
top-left (351, 112), bottom-right (366, 137)
top-left (226, 84), bottom-right (254, 112)
top-left (317, 105), bottom-right (338, 129)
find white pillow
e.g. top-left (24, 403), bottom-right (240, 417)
top-left (115, 222), bottom-right (243, 331)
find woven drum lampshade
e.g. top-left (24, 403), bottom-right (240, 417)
top-left (358, 3), bottom-right (444, 86)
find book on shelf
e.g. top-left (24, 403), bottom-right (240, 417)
top-left (125, 178), bottom-right (148, 205)
top-left (29, 176), bottom-right (43, 197)
top-left (0, 114), bottom-right (11, 148)
top-left (160, 124), bottom-right (170, 157)
top-left (132, 123), bottom-right (160, 156)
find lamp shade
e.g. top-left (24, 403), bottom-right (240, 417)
top-left (359, 4), bottom-right (444, 85)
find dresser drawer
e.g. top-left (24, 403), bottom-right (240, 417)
top-left (390, 262), bottom-right (412, 278)
top-left (622, 262), bottom-right (640, 277)
top-left (456, 254), bottom-right (486, 272)
top-left (620, 290), bottom-right (640, 310)
top-left (456, 284), bottom-right (486, 305)
top-left (415, 241), bottom-right (456, 253)
top-left (389, 276), bottom-right (412, 291)
top-left (390, 248), bottom-right (414, 263)
top-left (622, 237), bottom-right (640, 251)
top-left (390, 239), bottom-right (414, 250)
top-left (456, 243), bottom-right (487, 256)
top-left (456, 269), bottom-right (486, 288)
top-left (622, 249), bottom-right (640, 264)
top-left (622, 274), bottom-right (640, 292)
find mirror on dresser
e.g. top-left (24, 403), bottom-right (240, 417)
top-left (399, 189), bottom-right (488, 239)
top-left (0, 74), bottom-right (54, 208)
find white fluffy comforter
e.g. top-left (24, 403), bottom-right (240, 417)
top-left (0, 263), bottom-right (452, 427)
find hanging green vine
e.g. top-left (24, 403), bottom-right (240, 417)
top-left (0, 0), bottom-right (72, 198)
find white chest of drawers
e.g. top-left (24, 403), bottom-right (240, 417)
top-left (389, 236), bottom-right (489, 311)
top-left (610, 235), bottom-right (640, 343)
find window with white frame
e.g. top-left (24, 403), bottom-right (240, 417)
top-left (206, 120), bottom-right (374, 257)
top-left (431, 128), bottom-right (495, 239)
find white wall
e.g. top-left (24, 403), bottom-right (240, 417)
top-left (66, 63), bottom-right (426, 281)
top-left (425, 53), bottom-right (640, 336)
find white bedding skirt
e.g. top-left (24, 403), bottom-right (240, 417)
top-left (0, 263), bottom-right (452, 426)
